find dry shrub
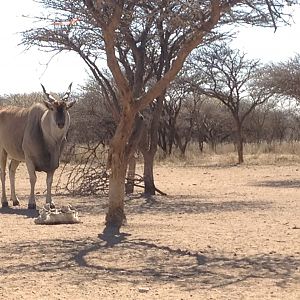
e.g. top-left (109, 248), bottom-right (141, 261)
top-left (55, 142), bottom-right (110, 196)
top-left (56, 142), bottom-right (144, 196)
top-left (54, 140), bottom-right (300, 196)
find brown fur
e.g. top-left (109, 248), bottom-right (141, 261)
top-left (0, 85), bottom-right (74, 209)
top-left (0, 105), bottom-right (29, 161)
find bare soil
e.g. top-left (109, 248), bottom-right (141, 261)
top-left (0, 162), bottom-right (299, 299)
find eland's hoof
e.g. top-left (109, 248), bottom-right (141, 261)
top-left (28, 203), bottom-right (36, 210)
top-left (1, 202), bottom-right (9, 208)
top-left (13, 200), bottom-right (20, 206)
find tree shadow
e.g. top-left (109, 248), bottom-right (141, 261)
top-left (0, 234), bottom-right (298, 291)
top-left (58, 193), bottom-right (272, 217)
top-left (98, 225), bottom-right (131, 247)
top-left (253, 179), bottom-right (300, 189)
top-left (125, 195), bottom-right (272, 215)
top-left (174, 163), bottom-right (241, 169)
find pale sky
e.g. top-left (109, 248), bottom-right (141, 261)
top-left (0, 1), bottom-right (300, 95)
top-left (0, 0), bottom-right (88, 95)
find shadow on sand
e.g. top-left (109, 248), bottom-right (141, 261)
top-left (125, 194), bottom-right (272, 215)
top-left (253, 179), bottom-right (300, 189)
top-left (0, 206), bottom-right (39, 218)
top-left (67, 194), bottom-right (272, 217)
top-left (0, 227), bottom-right (298, 291)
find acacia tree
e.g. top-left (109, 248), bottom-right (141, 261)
top-left (188, 43), bottom-right (275, 163)
top-left (71, 80), bottom-right (115, 144)
top-left (243, 100), bottom-right (278, 143)
top-left (168, 80), bottom-right (205, 157)
top-left (199, 101), bottom-right (233, 151)
top-left (22, 0), bottom-right (298, 229)
top-left (174, 93), bottom-right (196, 157)
top-left (261, 54), bottom-right (300, 100)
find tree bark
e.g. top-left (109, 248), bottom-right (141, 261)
top-left (235, 120), bottom-right (244, 164)
top-left (139, 94), bottom-right (165, 195)
top-left (106, 158), bottom-right (127, 228)
top-left (143, 151), bottom-right (156, 195)
top-left (125, 153), bottom-right (136, 194)
top-left (106, 109), bottom-right (136, 228)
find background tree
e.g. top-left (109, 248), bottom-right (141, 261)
top-left (261, 54), bottom-right (300, 100)
top-left (158, 77), bottom-right (189, 157)
top-left (71, 79), bottom-right (115, 145)
top-left (188, 43), bottom-right (274, 163)
top-left (198, 100), bottom-right (232, 152)
top-left (2, 92), bottom-right (44, 107)
top-left (21, 0), bottom-right (298, 229)
top-left (171, 78), bottom-right (206, 157)
top-left (182, 93), bottom-right (208, 153)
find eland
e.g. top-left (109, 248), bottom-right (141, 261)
top-left (0, 83), bottom-right (75, 209)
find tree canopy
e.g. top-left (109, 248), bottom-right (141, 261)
top-left (260, 55), bottom-right (300, 100)
top-left (22, 1), bottom-right (297, 111)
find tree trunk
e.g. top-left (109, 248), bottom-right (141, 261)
top-left (237, 138), bottom-right (244, 164)
top-left (198, 136), bottom-right (204, 152)
top-left (235, 121), bottom-right (244, 164)
top-left (158, 128), bottom-right (167, 156)
top-left (208, 140), bottom-right (217, 153)
top-left (125, 153), bottom-right (136, 194)
top-left (139, 94), bottom-right (165, 195)
top-left (167, 124), bottom-right (175, 155)
top-left (105, 110), bottom-right (135, 228)
top-left (143, 151), bottom-right (156, 195)
top-left (177, 138), bottom-right (188, 158)
top-left (106, 150), bottom-right (127, 228)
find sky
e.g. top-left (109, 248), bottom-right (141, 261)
top-left (0, 1), bottom-right (300, 95)
top-left (0, 0), bottom-right (88, 95)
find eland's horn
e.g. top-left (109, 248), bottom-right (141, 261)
top-left (41, 84), bottom-right (56, 102)
top-left (62, 83), bottom-right (73, 101)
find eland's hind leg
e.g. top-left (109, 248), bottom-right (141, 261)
top-left (0, 149), bottom-right (8, 207)
top-left (9, 159), bottom-right (20, 206)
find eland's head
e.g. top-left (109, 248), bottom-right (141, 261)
top-left (41, 83), bottom-right (76, 129)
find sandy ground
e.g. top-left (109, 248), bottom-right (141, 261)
top-left (0, 162), bottom-right (299, 300)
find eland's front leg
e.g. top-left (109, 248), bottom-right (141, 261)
top-left (9, 159), bottom-right (20, 206)
top-left (46, 171), bottom-right (55, 208)
top-left (25, 159), bottom-right (37, 209)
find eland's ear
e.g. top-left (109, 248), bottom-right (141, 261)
top-left (43, 99), bottom-right (54, 110)
top-left (66, 99), bottom-right (76, 110)
top-left (62, 82), bottom-right (73, 101)
top-left (41, 84), bottom-right (56, 103)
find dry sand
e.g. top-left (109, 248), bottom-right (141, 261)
top-left (0, 162), bottom-right (299, 299)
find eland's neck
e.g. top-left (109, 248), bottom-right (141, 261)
top-left (41, 110), bottom-right (70, 147)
